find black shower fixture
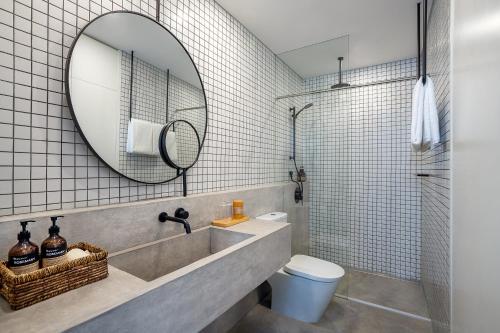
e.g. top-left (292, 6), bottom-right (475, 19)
top-left (331, 57), bottom-right (350, 89)
top-left (291, 103), bottom-right (313, 121)
top-left (289, 102), bottom-right (313, 204)
top-left (290, 103), bottom-right (313, 161)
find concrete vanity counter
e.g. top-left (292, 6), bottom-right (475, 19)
top-left (0, 219), bottom-right (291, 333)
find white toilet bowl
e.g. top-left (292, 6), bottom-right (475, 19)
top-left (268, 254), bottom-right (345, 323)
top-left (256, 212), bottom-right (345, 323)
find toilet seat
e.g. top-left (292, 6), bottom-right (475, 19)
top-left (283, 255), bottom-right (345, 283)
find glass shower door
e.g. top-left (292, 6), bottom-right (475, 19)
top-left (301, 87), bottom-right (353, 299)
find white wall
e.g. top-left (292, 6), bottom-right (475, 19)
top-left (451, 0), bottom-right (500, 332)
top-left (69, 35), bottom-right (122, 171)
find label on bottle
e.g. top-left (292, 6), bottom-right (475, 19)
top-left (42, 253), bottom-right (68, 267)
top-left (233, 207), bottom-right (244, 219)
top-left (42, 245), bottom-right (68, 268)
top-left (8, 253), bottom-right (39, 275)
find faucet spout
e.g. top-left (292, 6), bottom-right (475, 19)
top-left (158, 212), bottom-right (192, 234)
top-left (175, 218), bottom-right (191, 234)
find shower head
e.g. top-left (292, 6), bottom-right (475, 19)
top-left (301, 103), bottom-right (313, 111)
top-left (293, 102), bottom-right (314, 119)
top-left (331, 56), bottom-right (350, 89)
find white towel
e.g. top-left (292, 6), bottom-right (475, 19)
top-left (411, 76), bottom-right (440, 151)
top-left (151, 123), bottom-right (165, 155)
top-left (411, 77), bottom-right (425, 151)
top-left (127, 118), bottom-right (154, 155)
top-left (165, 131), bottom-right (178, 164)
top-left (423, 77), bottom-right (440, 147)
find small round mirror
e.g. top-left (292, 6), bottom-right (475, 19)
top-left (159, 120), bottom-right (201, 170)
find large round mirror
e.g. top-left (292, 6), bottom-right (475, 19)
top-left (65, 11), bottom-right (207, 184)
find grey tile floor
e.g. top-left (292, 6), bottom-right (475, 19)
top-left (229, 270), bottom-right (432, 333)
top-left (229, 304), bottom-right (333, 333)
top-left (317, 297), bottom-right (432, 333)
top-left (344, 269), bottom-right (429, 318)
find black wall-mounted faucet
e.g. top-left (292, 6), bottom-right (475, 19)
top-left (159, 208), bottom-right (191, 234)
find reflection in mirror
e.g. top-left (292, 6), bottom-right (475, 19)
top-left (66, 12), bottom-right (207, 184)
top-left (167, 77), bottom-right (206, 142)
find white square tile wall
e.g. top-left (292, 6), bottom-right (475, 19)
top-left (0, 0), bottom-right (302, 216)
top-left (302, 58), bottom-right (422, 280)
top-left (421, 0), bottom-right (451, 332)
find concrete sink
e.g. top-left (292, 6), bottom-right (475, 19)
top-left (109, 227), bottom-right (253, 281)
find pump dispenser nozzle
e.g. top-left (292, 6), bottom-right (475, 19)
top-left (49, 215), bottom-right (63, 235)
top-left (18, 220), bottom-right (35, 241)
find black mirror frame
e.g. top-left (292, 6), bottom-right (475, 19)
top-left (64, 10), bottom-right (208, 184)
top-left (159, 120), bottom-right (201, 170)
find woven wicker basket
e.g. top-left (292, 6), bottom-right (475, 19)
top-left (0, 242), bottom-right (108, 310)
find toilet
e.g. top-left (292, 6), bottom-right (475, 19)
top-left (257, 212), bottom-right (345, 323)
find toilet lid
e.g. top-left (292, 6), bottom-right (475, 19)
top-left (284, 255), bottom-right (345, 283)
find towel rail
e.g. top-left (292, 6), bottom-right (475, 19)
top-left (423, 0), bottom-right (427, 85)
top-left (417, 0), bottom-right (429, 84)
top-left (156, 0), bottom-right (160, 21)
top-left (166, 68), bottom-right (170, 123)
top-left (417, 2), bottom-right (421, 78)
top-left (128, 50), bottom-right (134, 121)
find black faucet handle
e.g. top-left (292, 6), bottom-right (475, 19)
top-left (174, 208), bottom-right (189, 219)
top-left (159, 212), bottom-right (168, 223)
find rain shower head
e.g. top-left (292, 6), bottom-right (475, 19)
top-left (331, 57), bottom-right (350, 89)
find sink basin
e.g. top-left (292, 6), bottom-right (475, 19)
top-left (109, 227), bottom-right (253, 281)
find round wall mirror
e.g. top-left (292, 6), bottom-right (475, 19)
top-left (65, 11), bottom-right (207, 184)
top-left (159, 120), bottom-right (201, 170)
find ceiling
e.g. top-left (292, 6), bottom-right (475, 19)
top-left (278, 35), bottom-right (349, 78)
top-left (215, 0), bottom-right (431, 77)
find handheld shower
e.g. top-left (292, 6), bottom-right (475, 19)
top-left (289, 102), bottom-right (313, 203)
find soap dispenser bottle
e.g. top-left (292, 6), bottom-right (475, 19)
top-left (41, 215), bottom-right (68, 268)
top-left (8, 220), bottom-right (40, 275)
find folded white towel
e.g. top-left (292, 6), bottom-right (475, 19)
top-left (151, 123), bottom-right (164, 155)
top-left (165, 131), bottom-right (178, 164)
top-left (127, 118), bottom-right (154, 155)
top-left (423, 77), bottom-right (440, 147)
top-left (411, 77), bottom-right (425, 151)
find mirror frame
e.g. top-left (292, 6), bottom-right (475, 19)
top-left (159, 120), bottom-right (201, 170)
top-left (64, 10), bottom-right (208, 184)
